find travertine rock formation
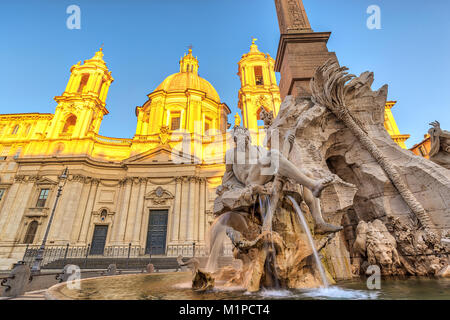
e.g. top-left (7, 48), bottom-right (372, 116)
top-left (352, 217), bottom-right (448, 276)
top-left (207, 60), bottom-right (449, 292)
top-left (268, 61), bottom-right (450, 279)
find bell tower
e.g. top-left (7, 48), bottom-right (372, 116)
top-left (237, 38), bottom-right (281, 140)
top-left (49, 47), bottom-right (114, 139)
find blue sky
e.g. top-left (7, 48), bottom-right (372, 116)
top-left (1, 0), bottom-right (449, 148)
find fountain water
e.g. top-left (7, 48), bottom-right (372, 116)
top-left (287, 195), bottom-right (329, 288)
top-left (205, 213), bottom-right (229, 272)
top-left (205, 211), bottom-right (249, 272)
top-left (262, 196), bottom-right (281, 289)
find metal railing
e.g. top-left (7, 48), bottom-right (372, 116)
top-left (22, 244), bottom-right (90, 266)
top-left (166, 243), bottom-right (233, 257)
top-left (94, 134), bottom-right (132, 145)
top-left (20, 242), bottom-right (233, 267)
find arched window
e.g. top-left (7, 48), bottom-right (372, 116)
top-left (254, 66), bottom-right (264, 85)
top-left (257, 107), bottom-right (267, 127)
top-left (170, 113), bottom-right (181, 131)
top-left (25, 124), bottom-right (31, 136)
top-left (23, 221), bottom-right (38, 244)
top-left (186, 64), bottom-right (190, 72)
top-left (100, 209), bottom-right (108, 221)
top-left (54, 143), bottom-right (65, 155)
top-left (11, 125), bottom-right (19, 135)
top-left (97, 79), bottom-right (106, 94)
top-left (62, 115), bottom-right (77, 134)
top-left (78, 74), bottom-right (90, 93)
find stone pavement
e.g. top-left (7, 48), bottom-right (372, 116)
top-left (0, 289), bottom-right (46, 300)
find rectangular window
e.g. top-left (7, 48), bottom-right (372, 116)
top-left (78, 74), bottom-right (89, 93)
top-left (254, 66), bottom-right (264, 86)
top-left (204, 121), bottom-right (210, 133)
top-left (0, 146), bottom-right (11, 160)
top-left (36, 189), bottom-right (50, 208)
top-left (419, 146), bottom-right (427, 157)
top-left (13, 147), bottom-right (22, 160)
top-left (170, 116), bottom-right (181, 131)
top-left (0, 189), bottom-right (5, 201)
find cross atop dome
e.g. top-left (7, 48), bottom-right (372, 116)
top-left (250, 37), bottom-right (260, 53)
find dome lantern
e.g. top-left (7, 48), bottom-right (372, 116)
top-left (179, 47), bottom-right (199, 74)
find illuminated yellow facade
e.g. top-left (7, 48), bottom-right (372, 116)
top-left (0, 46), bottom-right (411, 270)
top-left (238, 39), bottom-right (281, 144)
top-left (133, 48), bottom-right (230, 162)
top-left (384, 101), bottom-right (410, 149)
top-left (0, 48), bottom-right (231, 270)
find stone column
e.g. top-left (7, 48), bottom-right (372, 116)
top-left (124, 179), bottom-right (140, 242)
top-left (170, 177), bottom-right (182, 242)
top-left (0, 182), bottom-right (21, 240)
top-left (193, 178), bottom-right (200, 241)
top-left (199, 178), bottom-right (206, 243)
top-left (1, 181), bottom-right (34, 242)
top-left (115, 178), bottom-right (132, 243)
top-left (142, 113), bottom-right (149, 135)
top-left (132, 178), bottom-right (147, 244)
top-left (54, 177), bottom-right (84, 242)
top-left (186, 177), bottom-right (196, 241)
top-left (179, 177), bottom-right (189, 242)
top-left (70, 178), bottom-right (92, 243)
top-left (136, 111), bottom-right (144, 135)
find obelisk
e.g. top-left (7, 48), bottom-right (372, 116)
top-left (274, 0), bottom-right (338, 98)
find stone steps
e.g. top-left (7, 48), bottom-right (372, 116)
top-left (41, 256), bottom-right (233, 270)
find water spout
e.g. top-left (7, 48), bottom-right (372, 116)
top-left (205, 213), bottom-right (229, 272)
top-left (262, 196), bottom-right (281, 289)
top-left (287, 196), bottom-right (329, 288)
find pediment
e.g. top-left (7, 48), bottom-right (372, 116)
top-left (145, 187), bottom-right (174, 205)
top-left (123, 145), bottom-right (197, 165)
top-left (35, 177), bottom-right (58, 185)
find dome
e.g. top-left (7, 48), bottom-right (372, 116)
top-left (155, 72), bottom-right (221, 103)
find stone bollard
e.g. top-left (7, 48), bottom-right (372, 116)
top-left (1, 262), bottom-right (32, 298)
top-left (104, 264), bottom-right (117, 276)
top-left (146, 263), bottom-right (154, 273)
top-left (56, 264), bottom-right (81, 283)
top-left (176, 255), bottom-right (188, 272)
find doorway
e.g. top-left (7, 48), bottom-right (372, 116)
top-left (145, 210), bottom-right (168, 255)
top-left (90, 225), bottom-right (108, 255)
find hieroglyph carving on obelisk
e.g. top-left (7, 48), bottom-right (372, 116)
top-left (274, 0), bottom-right (312, 33)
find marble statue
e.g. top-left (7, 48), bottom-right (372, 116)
top-left (220, 125), bottom-right (343, 234)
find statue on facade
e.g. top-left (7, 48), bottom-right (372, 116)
top-left (428, 121), bottom-right (450, 169)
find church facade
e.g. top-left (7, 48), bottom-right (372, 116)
top-left (0, 39), bottom-right (409, 270)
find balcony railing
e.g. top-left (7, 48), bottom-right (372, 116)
top-left (94, 134), bottom-right (132, 145)
top-left (21, 242), bottom-right (233, 267)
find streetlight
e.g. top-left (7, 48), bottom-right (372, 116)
top-left (31, 167), bottom-right (69, 274)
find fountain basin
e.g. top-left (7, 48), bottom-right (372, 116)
top-left (45, 272), bottom-right (450, 300)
